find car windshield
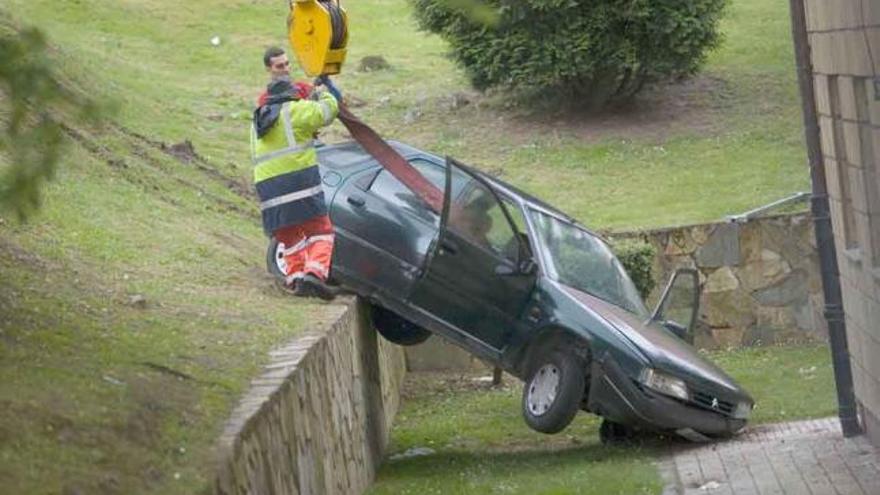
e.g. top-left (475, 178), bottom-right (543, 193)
top-left (530, 209), bottom-right (648, 317)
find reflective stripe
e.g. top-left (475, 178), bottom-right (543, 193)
top-left (282, 234), bottom-right (335, 256)
top-left (281, 103), bottom-right (297, 146)
top-left (252, 102), bottom-right (317, 165)
top-left (320, 100), bottom-right (333, 126)
top-left (253, 140), bottom-right (316, 165)
top-left (304, 260), bottom-right (329, 278)
top-left (259, 185), bottom-right (323, 211)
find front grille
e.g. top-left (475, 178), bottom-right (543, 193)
top-left (692, 390), bottom-right (735, 415)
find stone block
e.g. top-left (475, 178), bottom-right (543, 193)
top-left (695, 223), bottom-right (741, 267)
top-left (856, 366), bottom-right (880, 420)
top-left (861, 332), bottom-right (880, 388)
top-left (793, 300), bottom-right (818, 332)
top-left (703, 289), bottom-right (757, 329)
top-left (736, 249), bottom-right (793, 290)
top-left (814, 74), bottom-right (832, 117)
top-left (866, 294), bottom-right (880, 341)
top-left (868, 78), bottom-right (880, 126)
top-left (849, 165), bottom-right (869, 213)
top-left (825, 157), bottom-right (843, 201)
top-left (841, 30), bottom-right (874, 76)
top-left (754, 269), bottom-right (810, 306)
top-left (867, 0), bottom-right (880, 26)
top-left (756, 305), bottom-right (797, 330)
top-left (738, 221), bottom-right (763, 263)
top-left (843, 121), bottom-right (865, 168)
top-left (705, 266), bottom-right (740, 293)
top-left (809, 32), bottom-right (834, 74)
top-left (709, 327), bottom-right (746, 349)
top-left (818, 116), bottom-right (837, 161)
top-left (838, 76), bottom-right (860, 121)
top-left (664, 228), bottom-right (700, 256)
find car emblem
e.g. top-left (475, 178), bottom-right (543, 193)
top-left (711, 398), bottom-right (720, 410)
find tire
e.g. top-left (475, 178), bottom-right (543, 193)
top-left (266, 237), bottom-right (286, 281)
top-left (521, 350), bottom-right (585, 434)
top-left (370, 304), bottom-right (432, 346)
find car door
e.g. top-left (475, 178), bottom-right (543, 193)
top-left (331, 157), bottom-right (453, 299)
top-left (409, 160), bottom-right (537, 354)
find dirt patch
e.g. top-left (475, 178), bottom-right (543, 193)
top-left (528, 75), bottom-right (734, 142)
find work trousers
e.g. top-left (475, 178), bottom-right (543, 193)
top-left (273, 215), bottom-right (334, 286)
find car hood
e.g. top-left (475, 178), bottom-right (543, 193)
top-left (562, 286), bottom-right (748, 399)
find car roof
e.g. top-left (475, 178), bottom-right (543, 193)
top-left (317, 140), bottom-right (579, 224)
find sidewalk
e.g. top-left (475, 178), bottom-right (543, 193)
top-left (658, 418), bottom-right (880, 495)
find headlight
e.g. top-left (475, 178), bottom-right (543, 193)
top-left (733, 401), bottom-right (753, 419)
top-left (640, 368), bottom-right (689, 401)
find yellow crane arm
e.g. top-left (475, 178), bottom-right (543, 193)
top-left (288, 0), bottom-right (348, 77)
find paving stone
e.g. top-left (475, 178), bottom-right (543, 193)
top-left (658, 418), bottom-right (880, 495)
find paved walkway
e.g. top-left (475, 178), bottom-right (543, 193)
top-left (658, 418), bottom-right (880, 495)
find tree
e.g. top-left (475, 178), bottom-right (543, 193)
top-left (411, 0), bottom-right (727, 108)
top-left (0, 25), bottom-right (98, 222)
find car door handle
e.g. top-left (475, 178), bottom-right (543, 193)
top-left (347, 195), bottom-right (366, 208)
top-left (440, 239), bottom-right (459, 255)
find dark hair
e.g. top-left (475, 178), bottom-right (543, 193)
top-left (263, 46), bottom-right (286, 67)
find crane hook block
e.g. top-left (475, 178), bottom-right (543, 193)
top-left (289, 0), bottom-right (348, 77)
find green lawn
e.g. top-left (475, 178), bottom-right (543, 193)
top-left (370, 344), bottom-right (836, 494)
top-left (0, 0), bottom-right (814, 492)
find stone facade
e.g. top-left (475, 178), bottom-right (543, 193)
top-left (213, 298), bottom-right (406, 495)
top-left (803, 0), bottom-right (880, 447)
top-left (612, 213), bottom-right (827, 349)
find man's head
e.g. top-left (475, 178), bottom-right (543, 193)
top-left (263, 46), bottom-right (290, 80)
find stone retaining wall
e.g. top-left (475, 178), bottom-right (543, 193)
top-left (213, 298), bottom-right (406, 495)
top-left (611, 212), bottom-right (827, 349)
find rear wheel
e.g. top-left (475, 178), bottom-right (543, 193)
top-left (522, 350), bottom-right (585, 434)
top-left (266, 237), bottom-right (286, 281)
top-left (370, 304), bottom-right (432, 346)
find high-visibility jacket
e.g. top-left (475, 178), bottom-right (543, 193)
top-left (250, 91), bottom-right (339, 234)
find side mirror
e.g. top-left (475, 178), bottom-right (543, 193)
top-left (652, 268), bottom-right (700, 344)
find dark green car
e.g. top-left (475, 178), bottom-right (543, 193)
top-left (268, 141), bottom-right (754, 441)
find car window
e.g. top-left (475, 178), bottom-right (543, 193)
top-left (449, 180), bottom-right (519, 262)
top-left (369, 159), bottom-right (468, 220)
top-left (368, 159), bottom-right (443, 222)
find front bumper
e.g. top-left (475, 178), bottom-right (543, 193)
top-left (587, 354), bottom-right (747, 437)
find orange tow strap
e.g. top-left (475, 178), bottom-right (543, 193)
top-left (336, 103), bottom-right (444, 214)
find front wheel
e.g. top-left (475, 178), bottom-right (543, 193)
top-left (521, 350), bottom-right (585, 434)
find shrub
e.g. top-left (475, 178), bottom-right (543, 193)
top-left (410, 0), bottom-right (727, 107)
top-left (611, 238), bottom-right (656, 300)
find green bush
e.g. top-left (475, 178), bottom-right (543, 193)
top-left (611, 239), bottom-right (655, 300)
top-left (410, 0), bottom-right (727, 106)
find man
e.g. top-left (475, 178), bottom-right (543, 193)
top-left (251, 77), bottom-right (339, 299)
top-left (259, 47), bottom-right (312, 106)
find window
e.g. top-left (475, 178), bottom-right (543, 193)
top-left (448, 180), bottom-right (519, 262)
top-left (368, 159), bottom-right (447, 222)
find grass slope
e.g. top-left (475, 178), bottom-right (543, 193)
top-left (0, 0), bottom-right (811, 492)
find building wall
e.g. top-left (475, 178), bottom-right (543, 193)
top-left (804, 0), bottom-right (880, 446)
top-left (212, 298), bottom-right (407, 495)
